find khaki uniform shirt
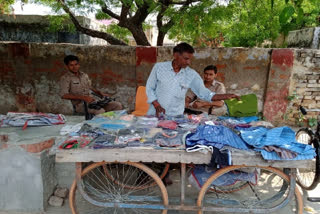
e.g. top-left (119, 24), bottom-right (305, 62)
top-left (59, 71), bottom-right (93, 107)
top-left (186, 80), bottom-right (226, 115)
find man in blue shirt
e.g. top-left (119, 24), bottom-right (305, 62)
top-left (146, 42), bottom-right (238, 117)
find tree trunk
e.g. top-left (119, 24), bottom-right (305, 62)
top-left (157, 30), bottom-right (166, 46)
top-left (120, 22), bottom-right (151, 46)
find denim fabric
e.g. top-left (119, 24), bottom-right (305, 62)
top-left (190, 165), bottom-right (258, 188)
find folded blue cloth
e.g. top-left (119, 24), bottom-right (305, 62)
top-left (100, 123), bottom-right (126, 130)
top-left (186, 125), bottom-right (249, 150)
top-left (239, 126), bottom-right (316, 160)
top-left (218, 116), bottom-right (259, 123)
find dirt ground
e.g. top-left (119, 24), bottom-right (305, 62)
top-left (3, 167), bottom-right (318, 214)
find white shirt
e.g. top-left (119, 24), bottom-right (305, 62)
top-left (146, 61), bottom-right (215, 116)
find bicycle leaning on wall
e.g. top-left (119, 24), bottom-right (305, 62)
top-left (295, 106), bottom-right (320, 195)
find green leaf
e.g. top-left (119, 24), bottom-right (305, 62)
top-left (308, 118), bottom-right (317, 127)
top-left (296, 7), bottom-right (304, 25)
top-left (279, 6), bottom-right (295, 24)
top-left (95, 10), bottom-right (111, 20)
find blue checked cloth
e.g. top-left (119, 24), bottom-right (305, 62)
top-left (186, 125), bottom-right (250, 150)
top-left (239, 126), bottom-right (315, 160)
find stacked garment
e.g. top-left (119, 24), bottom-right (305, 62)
top-left (238, 126), bottom-right (316, 160)
top-left (0, 112), bottom-right (66, 129)
top-left (186, 125), bottom-right (250, 152)
top-left (186, 124), bottom-right (256, 189)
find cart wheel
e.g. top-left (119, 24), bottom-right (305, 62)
top-left (208, 180), bottom-right (249, 194)
top-left (69, 162), bottom-right (168, 214)
top-left (103, 163), bottom-right (170, 189)
top-left (296, 128), bottom-right (320, 190)
top-left (197, 165), bottom-right (303, 214)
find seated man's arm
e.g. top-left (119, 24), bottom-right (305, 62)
top-left (185, 96), bottom-right (193, 107)
top-left (90, 88), bottom-right (113, 98)
top-left (194, 83), bottom-right (226, 108)
top-left (193, 100), bottom-right (224, 108)
top-left (61, 94), bottom-right (94, 103)
top-left (185, 89), bottom-right (196, 107)
top-left (190, 74), bottom-right (238, 102)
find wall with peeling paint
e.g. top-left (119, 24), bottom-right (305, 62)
top-left (0, 42), bottom-right (136, 114)
top-left (0, 42), bottom-right (271, 116)
top-left (2, 42), bottom-right (318, 125)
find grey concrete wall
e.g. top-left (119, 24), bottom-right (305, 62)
top-left (287, 27), bottom-right (320, 49)
top-left (0, 147), bottom-right (56, 212)
top-left (0, 15), bottom-right (108, 45)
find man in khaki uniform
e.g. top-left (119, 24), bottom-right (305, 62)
top-left (59, 55), bottom-right (123, 115)
top-left (185, 65), bottom-right (227, 115)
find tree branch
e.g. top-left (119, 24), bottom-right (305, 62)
top-left (169, 0), bottom-right (200, 5)
top-left (57, 0), bottom-right (127, 46)
top-left (156, 0), bottom-right (200, 45)
top-left (131, 1), bottom-right (150, 25)
top-left (101, 4), bottom-right (120, 20)
top-left (120, 4), bottom-right (130, 20)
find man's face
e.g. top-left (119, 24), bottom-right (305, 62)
top-left (66, 60), bottom-right (80, 74)
top-left (204, 69), bottom-right (216, 82)
top-left (174, 52), bottom-right (193, 68)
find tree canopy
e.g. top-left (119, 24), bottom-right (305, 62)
top-left (2, 0), bottom-right (320, 47)
top-left (169, 0), bottom-right (320, 47)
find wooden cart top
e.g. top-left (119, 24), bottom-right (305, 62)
top-left (55, 147), bottom-right (313, 169)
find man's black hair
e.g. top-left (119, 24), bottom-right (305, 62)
top-left (204, 65), bottom-right (218, 74)
top-left (64, 55), bottom-right (79, 65)
top-left (173, 42), bottom-right (195, 54)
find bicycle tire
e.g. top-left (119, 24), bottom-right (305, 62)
top-left (295, 128), bottom-right (320, 190)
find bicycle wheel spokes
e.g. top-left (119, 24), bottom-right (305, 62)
top-left (295, 129), bottom-right (319, 190)
top-left (70, 162), bottom-right (168, 214)
top-left (296, 131), bottom-right (312, 145)
top-left (197, 166), bottom-right (302, 214)
top-left (103, 163), bottom-right (169, 189)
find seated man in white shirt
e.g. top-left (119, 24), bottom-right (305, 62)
top-left (185, 65), bottom-right (227, 115)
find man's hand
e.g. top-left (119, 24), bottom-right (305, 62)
top-left (192, 101), bottom-right (205, 109)
top-left (212, 94), bottom-right (240, 101)
top-left (152, 100), bottom-right (166, 117)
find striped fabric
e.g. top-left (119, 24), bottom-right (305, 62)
top-left (186, 125), bottom-right (249, 151)
top-left (239, 126), bottom-right (315, 160)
